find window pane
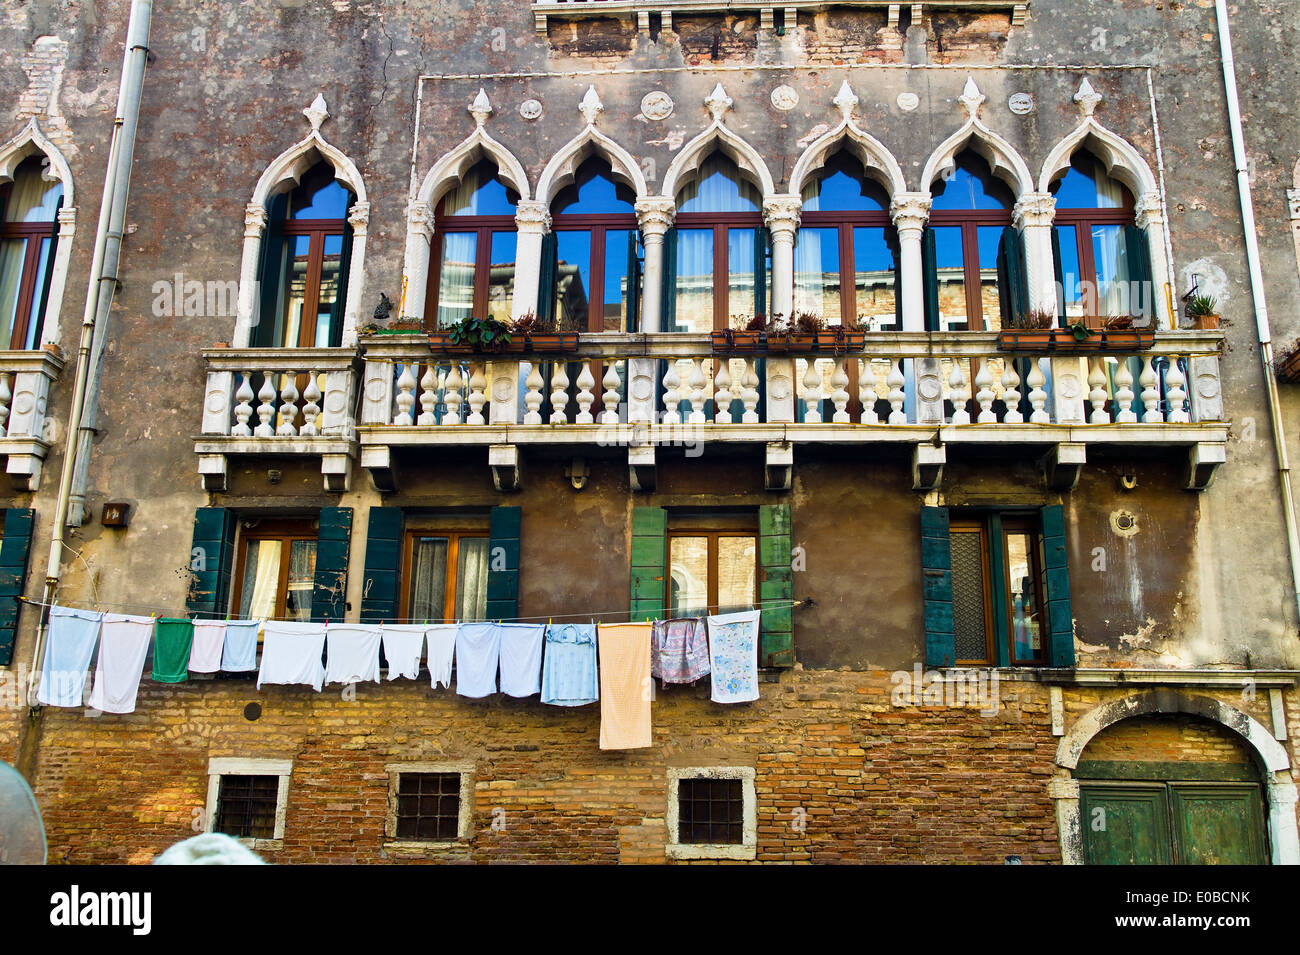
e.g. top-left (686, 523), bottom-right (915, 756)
top-left (1055, 224), bottom-right (1085, 320)
top-left (950, 529), bottom-right (989, 662)
top-left (794, 227), bottom-right (840, 323)
top-left (932, 226), bottom-right (967, 331)
top-left (727, 228), bottom-right (756, 325)
top-left (853, 227), bottom-right (897, 330)
top-left (1092, 224), bottom-right (1131, 318)
top-left (286, 540), bottom-right (316, 622)
top-left (0, 238), bottom-right (27, 348)
top-left (313, 233), bottom-right (343, 346)
top-left (716, 536), bottom-right (756, 612)
top-left (669, 537), bottom-right (709, 614)
top-left (278, 235), bottom-right (311, 347)
top-left (602, 229), bottom-right (635, 332)
top-left (4, 159), bottom-right (62, 222)
top-left (290, 165), bottom-right (351, 219)
top-left (677, 155), bottom-right (760, 213)
top-left (930, 154), bottom-right (1014, 211)
top-left (674, 229), bottom-right (713, 333)
top-left (442, 163), bottom-right (517, 216)
top-left (555, 230), bottom-right (592, 331)
top-left (239, 540), bottom-right (282, 621)
top-left (411, 538), bottom-right (449, 622)
top-left (975, 226), bottom-right (1004, 331)
top-left (801, 156), bottom-right (888, 212)
top-left (1052, 152), bottom-right (1128, 210)
top-left (456, 537), bottom-right (489, 622)
top-left (487, 232), bottom-right (516, 323)
top-left (23, 236), bottom-right (53, 349)
top-left (552, 160), bottom-right (636, 215)
top-left (1006, 532), bottom-right (1043, 662)
top-left (436, 232), bottom-right (476, 328)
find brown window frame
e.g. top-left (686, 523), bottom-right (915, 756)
top-left (1052, 201), bottom-right (1136, 318)
top-left (276, 217), bottom-right (347, 347)
top-left (672, 212), bottom-right (766, 331)
top-left (1000, 515), bottom-right (1048, 667)
top-left (551, 213), bottom-right (641, 333)
top-left (400, 521), bottom-right (490, 624)
top-left (229, 518), bottom-right (319, 622)
top-left (949, 513), bottom-right (1047, 667)
top-left (666, 514), bottom-right (759, 616)
top-left (0, 177), bottom-right (60, 351)
top-left (927, 209), bottom-right (1013, 331)
top-left (797, 210), bottom-right (898, 329)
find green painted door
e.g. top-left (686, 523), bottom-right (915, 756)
top-left (1081, 784), bottom-right (1172, 865)
top-left (1170, 784), bottom-right (1268, 865)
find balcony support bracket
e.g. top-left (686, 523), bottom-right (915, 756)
top-left (629, 445), bottom-right (656, 492)
top-left (490, 444), bottom-right (521, 492)
top-left (765, 441), bottom-right (793, 491)
top-left (1186, 441), bottom-right (1226, 491)
top-left (1044, 442), bottom-right (1086, 492)
top-left (912, 442), bottom-right (945, 492)
top-left (362, 445), bottom-right (397, 493)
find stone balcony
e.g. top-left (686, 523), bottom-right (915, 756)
top-left (354, 330), bottom-right (1227, 494)
top-left (0, 348), bottom-right (65, 491)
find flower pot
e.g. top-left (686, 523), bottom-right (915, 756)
top-left (427, 332), bottom-right (475, 355)
top-left (1194, 313), bottom-right (1220, 330)
top-left (1099, 330), bottom-right (1156, 351)
top-left (711, 330), bottom-right (764, 353)
top-left (818, 329), bottom-right (865, 352)
top-left (527, 332), bottom-right (580, 353)
top-left (997, 329), bottom-right (1056, 351)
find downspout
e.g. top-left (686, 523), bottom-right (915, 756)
top-left (27, 1), bottom-right (153, 688)
top-left (1215, 0), bottom-right (1300, 624)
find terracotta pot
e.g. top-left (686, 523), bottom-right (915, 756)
top-left (1195, 313), bottom-right (1221, 330)
top-left (711, 330), bottom-right (764, 353)
top-left (527, 332), bottom-right (580, 353)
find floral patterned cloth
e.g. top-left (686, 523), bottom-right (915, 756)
top-left (651, 617), bottom-right (711, 684)
top-left (706, 610), bottom-right (761, 704)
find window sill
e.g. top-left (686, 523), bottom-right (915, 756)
top-left (383, 840), bottom-right (471, 859)
top-left (237, 838), bottom-right (283, 853)
top-left (666, 843), bottom-right (756, 861)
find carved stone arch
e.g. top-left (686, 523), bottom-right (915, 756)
top-left (0, 118), bottom-right (74, 205)
top-left (416, 127), bottom-right (531, 210)
top-left (251, 131), bottom-right (368, 208)
top-left (920, 122), bottom-right (1034, 198)
top-left (1038, 120), bottom-right (1158, 198)
top-left (661, 123), bottom-right (775, 201)
top-left (536, 125), bottom-right (648, 208)
top-left (788, 120), bottom-right (907, 200)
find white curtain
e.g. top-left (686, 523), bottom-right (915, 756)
top-left (240, 541), bottom-right (282, 621)
top-left (457, 538), bottom-right (489, 621)
top-left (793, 228), bottom-right (827, 319)
top-left (0, 240), bottom-right (25, 345)
top-left (411, 538), bottom-right (449, 621)
top-left (675, 229), bottom-right (713, 332)
top-left (436, 232), bottom-right (477, 327)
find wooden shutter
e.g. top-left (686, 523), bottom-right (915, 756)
top-left (486, 505), bottom-right (521, 620)
top-left (359, 507), bottom-right (404, 622)
top-left (626, 231), bottom-right (642, 333)
top-left (328, 219), bottom-right (354, 347)
top-left (1050, 226), bottom-right (1067, 324)
top-left (661, 227), bottom-right (677, 331)
top-left (254, 194), bottom-right (288, 347)
top-left (1124, 225), bottom-right (1154, 321)
top-left (311, 507), bottom-right (352, 622)
top-left (997, 226), bottom-right (1028, 327)
top-left (921, 228), bottom-right (940, 332)
top-left (629, 505), bottom-right (665, 622)
top-left (920, 505), bottom-right (955, 667)
top-left (1040, 504), bottom-right (1075, 667)
top-left (755, 226), bottom-right (770, 319)
top-left (536, 231), bottom-right (557, 326)
top-left (0, 508), bottom-right (34, 666)
top-left (186, 507), bottom-right (236, 617)
top-left (758, 502), bottom-right (794, 668)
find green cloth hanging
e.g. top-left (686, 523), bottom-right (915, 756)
top-left (153, 618), bottom-right (194, 683)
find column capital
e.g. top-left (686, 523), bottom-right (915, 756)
top-left (1134, 191), bottom-right (1164, 230)
top-left (407, 198), bottom-right (434, 241)
top-left (890, 192), bottom-right (931, 236)
top-left (1013, 192), bottom-right (1056, 230)
top-left (514, 199), bottom-right (551, 235)
top-left (635, 196), bottom-right (677, 235)
top-left (347, 200), bottom-right (371, 235)
top-left (762, 194), bottom-right (803, 234)
top-left (244, 202), bottom-right (268, 238)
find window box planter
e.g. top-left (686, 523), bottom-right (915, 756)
top-left (997, 328), bottom-right (1156, 353)
top-left (764, 330), bottom-right (866, 353)
top-left (525, 332), bottom-right (580, 354)
top-left (710, 330), bottom-right (765, 353)
top-left (427, 332), bottom-right (524, 355)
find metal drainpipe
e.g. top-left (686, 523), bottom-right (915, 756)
top-left (27, 0), bottom-right (153, 687)
top-left (1215, 0), bottom-right (1300, 624)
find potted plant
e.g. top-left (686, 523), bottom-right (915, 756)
top-left (1098, 313), bottom-right (1157, 351)
top-left (996, 308), bottom-right (1056, 351)
top-left (711, 314), bottom-right (767, 353)
top-left (765, 311), bottom-right (828, 352)
top-left (429, 315), bottom-right (520, 354)
top-left (1187, 293), bottom-right (1220, 330)
top-left (512, 310), bottom-right (579, 353)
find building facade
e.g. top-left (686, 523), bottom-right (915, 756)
top-left (1, 0), bottom-right (1299, 863)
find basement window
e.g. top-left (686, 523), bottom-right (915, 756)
top-left (206, 757), bottom-right (292, 850)
top-left (666, 767), bottom-right (757, 860)
top-left (384, 762), bottom-right (474, 855)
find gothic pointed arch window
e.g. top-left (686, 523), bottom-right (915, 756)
top-left (426, 160), bottom-right (518, 328)
top-left (543, 157), bottom-right (642, 332)
top-left (668, 153), bottom-right (769, 332)
top-left (0, 156), bottom-right (63, 349)
top-left (254, 162), bottom-right (355, 348)
top-left (794, 152), bottom-right (899, 330)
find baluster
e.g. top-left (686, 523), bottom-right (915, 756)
top-left (1027, 359), bottom-right (1049, 423)
top-left (254, 371), bottom-right (276, 437)
top-left (714, 360), bottom-right (733, 424)
top-left (0, 373), bottom-right (10, 437)
top-left (802, 359), bottom-right (822, 424)
top-left (687, 359), bottom-right (707, 424)
top-left (467, 364), bottom-right (487, 425)
top-left (524, 363), bottom-right (545, 424)
top-left (662, 361), bottom-right (682, 424)
top-left (418, 364), bottom-right (438, 426)
top-left (1140, 357), bottom-right (1163, 423)
top-left (549, 363), bottom-right (570, 424)
top-left (276, 371), bottom-right (299, 435)
top-left (887, 359), bottom-right (906, 424)
top-left (1165, 358), bottom-right (1189, 423)
top-left (393, 364), bottom-right (417, 426)
top-left (974, 359), bottom-right (997, 423)
top-left (948, 360), bottom-right (970, 425)
top-left (830, 360), bottom-right (851, 424)
top-left (1001, 360), bottom-right (1022, 424)
top-left (300, 373), bottom-right (321, 436)
top-left (1114, 360), bottom-right (1136, 422)
top-left (858, 358), bottom-right (879, 425)
top-left (1087, 357), bottom-right (1110, 424)
top-left (740, 360), bottom-right (760, 424)
top-left (442, 364), bottom-right (464, 425)
top-left (600, 362), bottom-right (621, 424)
top-left (575, 362), bottom-right (596, 424)
top-left (231, 372), bottom-right (254, 436)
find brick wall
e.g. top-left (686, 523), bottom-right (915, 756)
top-left (1081, 713), bottom-right (1255, 765)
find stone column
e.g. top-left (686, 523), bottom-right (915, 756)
top-left (401, 198), bottom-right (434, 325)
top-left (1135, 191), bottom-right (1173, 329)
top-left (1047, 775), bottom-right (1083, 865)
top-left (1014, 192), bottom-right (1057, 318)
top-left (636, 197), bottom-right (676, 333)
top-left (763, 195), bottom-right (802, 321)
top-left (889, 192), bottom-right (931, 333)
top-left (341, 201), bottom-right (370, 346)
top-left (512, 199), bottom-right (551, 322)
top-left (40, 206), bottom-right (77, 350)
top-left (1267, 779), bottom-right (1300, 865)
top-left (234, 203), bottom-right (268, 348)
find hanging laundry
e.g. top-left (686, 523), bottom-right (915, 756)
top-left (188, 619), bottom-right (226, 674)
top-left (88, 614), bottom-right (154, 714)
top-left (597, 622), bottom-right (652, 750)
top-left (540, 623), bottom-right (598, 707)
top-left (707, 610), bottom-right (761, 704)
top-left (220, 620), bottom-right (260, 672)
top-left (380, 624), bottom-right (426, 682)
top-left (257, 621), bottom-right (326, 692)
top-left (36, 607), bottom-right (103, 708)
top-left (454, 622), bottom-right (500, 698)
top-left (425, 624), bottom-right (457, 690)
top-left (498, 623), bottom-right (545, 698)
top-left (651, 617), bottom-right (711, 685)
top-left (153, 618), bottom-right (194, 683)
top-left (323, 624), bottom-right (382, 685)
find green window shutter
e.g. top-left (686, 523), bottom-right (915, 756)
top-left (311, 507), bottom-right (353, 622)
top-left (186, 507), bottom-right (236, 617)
top-left (755, 226), bottom-right (770, 320)
top-left (920, 505), bottom-right (955, 667)
top-left (661, 227), bottom-right (677, 331)
top-left (254, 193), bottom-right (288, 348)
top-left (360, 507), bottom-right (404, 622)
top-left (1051, 227), bottom-right (1067, 325)
top-left (328, 219), bottom-right (354, 347)
top-left (921, 228), bottom-right (940, 332)
top-left (1041, 504), bottom-right (1075, 667)
top-left (629, 505), bottom-right (666, 622)
top-left (0, 508), bottom-right (34, 666)
top-left (626, 231), bottom-right (642, 333)
top-left (1124, 225), bottom-right (1154, 321)
top-left (758, 502), bottom-right (794, 668)
top-left (997, 226), bottom-right (1027, 327)
top-left (536, 231), bottom-right (557, 326)
top-left (486, 505), bottom-right (521, 620)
